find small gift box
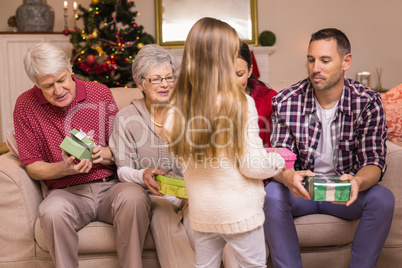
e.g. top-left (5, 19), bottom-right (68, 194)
top-left (155, 175), bottom-right (188, 198)
top-left (304, 175), bottom-right (351, 202)
top-left (265, 147), bottom-right (296, 169)
top-left (59, 129), bottom-right (95, 162)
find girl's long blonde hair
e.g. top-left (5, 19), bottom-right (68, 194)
top-left (168, 17), bottom-right (247, 160)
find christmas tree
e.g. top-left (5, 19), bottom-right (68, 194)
top-left (69, 0), bottom-right (154, 88)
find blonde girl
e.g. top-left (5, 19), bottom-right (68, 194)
top-left (165, 17), bottom-right (285, 268)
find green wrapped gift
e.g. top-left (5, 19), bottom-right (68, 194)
top-left (70, 129), bottom-right (95, 152)
top-left (304, 175), bottom-right (351, 202)
top-left (59, 129), bottom-right (94, 162)
top-left (155, 175), bottom-right (188, 198)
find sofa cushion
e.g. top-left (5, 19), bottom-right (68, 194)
top-left (381, 84), bottom-right (402, 142)
top-left (294, 214), bottom-right (358, 247)
top-left (35, 218), bottom-right (156, 254)
top-left (5, 131), bottom-right (19, 158)
top-left (379, 141), bottom-right (402, 247)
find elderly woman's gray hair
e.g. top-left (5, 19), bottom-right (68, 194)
top-left (24, 43), bottom-right (72, 85)
top-left (132, 44), bottom-right (177, 88)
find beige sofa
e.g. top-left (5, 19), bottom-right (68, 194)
top-left (0, 87), bottom-right (401, 268)
top-left (273, 139), bottom-right (402, 268)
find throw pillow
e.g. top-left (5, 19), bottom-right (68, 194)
top-left (5, 131), bottom-right (19, 158)
top-left (381, 84), bottom-right (402, 143)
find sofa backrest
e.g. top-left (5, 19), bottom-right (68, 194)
top-left (110, 87), bottom-right (143, 110)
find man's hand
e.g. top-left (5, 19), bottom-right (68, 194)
top-left (274, 169), bottom-right (316, 200)
top-left (91, 145), bottom-right (103, 164)
top-left (143, 168), bottom-right (165, 196)
top-left (332, 174), bottom-right (362, 207)
top-left (333, 166), bottom-right (381, 206)
top-left (26, 149), bottom-right (94, 181)
top-left (89, 138), bottom-right (114, 165)
top-left (61, 150), bottom-right (92, 175)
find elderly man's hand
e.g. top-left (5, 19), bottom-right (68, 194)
top-left (88, 136), bottom-right (114, 165)
top-left (91, 145), bottom-right (104, 164)
top-left (61, 150), bottom-right (92, 175)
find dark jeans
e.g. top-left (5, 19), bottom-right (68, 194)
top-left (263, 181), bottom-right (395, 268)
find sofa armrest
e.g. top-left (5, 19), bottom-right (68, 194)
top-left (0, 152), bottom-right (43, 261)
top-left (380, 141), bottom-right (402, 247)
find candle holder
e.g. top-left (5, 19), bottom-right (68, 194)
top-left (63, 1), bottom-right (69, 34)
top-left (64, 10), bottom-right (68, 29)
top-left (73, 2), bottom-right (78, 28)
top-left (357, 71), bottom-right (371, 88)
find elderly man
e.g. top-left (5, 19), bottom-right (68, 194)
top-left (13, 43), bottom-right (150, 268)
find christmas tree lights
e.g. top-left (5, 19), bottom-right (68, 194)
top-left (69, 0), bottom-right (154, 88)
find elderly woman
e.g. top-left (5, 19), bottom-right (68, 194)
top-left (109, 44), bottom-right (195, 267)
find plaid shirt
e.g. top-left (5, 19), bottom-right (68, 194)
top-left (271, 77), bottom-right (387, 178)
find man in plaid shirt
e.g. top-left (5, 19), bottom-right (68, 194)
top-left (264, 28), bottom-right (395, 268)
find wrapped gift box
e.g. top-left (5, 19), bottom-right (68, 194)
top-left (265, 147), bottom-right (296, 169)
top-left (70, 129), bottom-right (94, 152)
top-left (59, 129), bottom-right (94, 162)
top-left (155, 175), bottom-right (188, 198)
top-left (304, 175), bottom-right (351, 202)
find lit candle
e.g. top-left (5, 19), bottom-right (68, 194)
top-left (63, 1), bottom-right (69, 32)
top-left (73, 2), bottom-right (77, 11)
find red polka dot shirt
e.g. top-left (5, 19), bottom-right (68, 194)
top-left (13, 77), bottom-right (118, 189)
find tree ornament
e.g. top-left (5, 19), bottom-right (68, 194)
top-left (86, 55), bottom-right (97, 66)
top-left (94, 46), bottom-right (105, 56)
top-left (137, 43), bottom-right (144, 50)
top-left (92, 0), bottom-right (99, 5)
top-left (92, 29), bottom-right (99, 39)
top-left (63, 29), bottom-right (70, 36)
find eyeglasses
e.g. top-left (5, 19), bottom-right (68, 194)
top-left (142, 75), bottom-right (176, 84)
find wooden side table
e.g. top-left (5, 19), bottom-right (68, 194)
top-left (374, 88), bottom-right (389, 93)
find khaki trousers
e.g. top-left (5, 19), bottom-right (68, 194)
top-left (39, 180), bottom-right (151, 268)
top-left (150, 197), bottom-right (196, 268)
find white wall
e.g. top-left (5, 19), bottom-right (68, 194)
top-left (1, 0), bottom-right (401, 89)
top-left (258, 0), bottom-right (402, 91)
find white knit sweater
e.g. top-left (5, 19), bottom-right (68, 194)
top-left (166, 95), bottom-right (285, 234)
